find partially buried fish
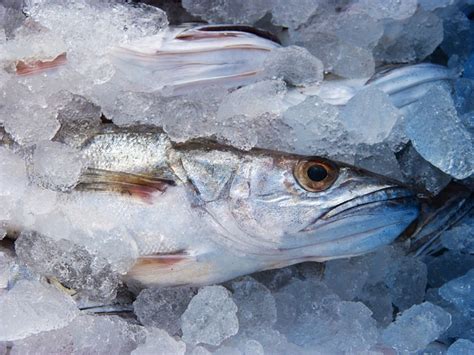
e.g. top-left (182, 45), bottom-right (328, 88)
top-left (2, 24), bottom-right (465, 288)
top-left (62, 126), bottom-right (419, 288)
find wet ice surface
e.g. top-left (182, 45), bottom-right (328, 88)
top-left (0, 0), bottom-right (473, 353)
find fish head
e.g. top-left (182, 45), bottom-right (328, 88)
top-left (181, 150), bottom-right (420, 263)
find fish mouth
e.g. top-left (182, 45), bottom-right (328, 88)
top-left (320, 186), bottom-right (417, 222)
top-left (302, 187), bottom-right (419, 236)
top-left (286, 187), bottom-right (420, 259)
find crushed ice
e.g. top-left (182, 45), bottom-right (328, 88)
top-left (0, 0), bottom-right (472, 353)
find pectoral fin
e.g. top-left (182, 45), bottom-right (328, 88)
top-left (125, 251), bottom-right (208, 288)
top-left (76, 168), bottom-right (175, 202)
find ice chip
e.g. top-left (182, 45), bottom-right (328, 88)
top-left (374, 9), bottom-right (443, 63)
top-left (464, 54), bottom-right (474, 80)
top-left (15, 231), bottom-right (120, 301)
top-left (281, 95), bottom-right (345, 156)
top-left (397, 143), bottom-right (451, 195)
top-left (323, 257), bottom-right (370, 301)
top-left (340, 87), bottom-right (401, 144)
top-left (355, 0), bottom-right (417, 20)
top-left (11, 314), bottom-right (145, 354)
top-left (133, 286), bottom-right (195, 335)
top-left (0, 147), bottom-right (28, 220)
top-left (384, 255), bottom-right (428, 311)
top-left (0, 280), bottom-right (79, 341)
top-left (426, 251), bottom-right (474, 288)
top-left (356, 282), bottom-right (393, 326)
top-left (132, 328), bottom-right (186, 355)
top-left (381, 302), bottom-right (452, 353)
top-left (274, 279), bottom-right (377, 352)
top-left (263, 46), bottom-right (324, 86)
top-left (271, 0), bottom-right (319, 29)
top-left (438, 269), bottom-right (474, 316)
top-left (4, 105), bottom-right (60, 147)
top-left (181, 0), bottom-right (270, 24)
top-left (440, 216), bottom-right (474, 253)
top-left (405, 85), bottom-right (474, 179)
top-left (447, 339), bottom-right (474, 355)
top-left (229, 276), bottom-right (277, 332)
top-left (31, 140), bottom-right (84, 191)
top-left (181, 285), bottom-right (238, 346)
top-left (217, 80), bottom-right (286, 122)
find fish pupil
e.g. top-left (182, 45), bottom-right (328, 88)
top-left (307, 165), bottom-right (328, 182)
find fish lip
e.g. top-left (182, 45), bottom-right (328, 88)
top-left (302, 187), bottom-right (418, 232)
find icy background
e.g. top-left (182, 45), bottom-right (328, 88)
top-left (0, 0), bottom-right (473, 354)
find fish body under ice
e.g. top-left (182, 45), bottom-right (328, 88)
top-left (47, 126), bottom-right (420, 287)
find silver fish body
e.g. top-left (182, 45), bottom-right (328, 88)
top-left (75, 127), bottom-right (420, 287)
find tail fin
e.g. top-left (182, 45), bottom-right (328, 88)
top-left (403, 186), bottom-right (473, 256)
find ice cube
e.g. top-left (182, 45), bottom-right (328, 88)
top-left (453, 78), bottom-right (474, 115)
top-left (323, 257), bottom-right (370, 301)
top-left (439, 269), bottom-right (474, 315)
top-left (374, 9), bottom-right (443, 63)
top-left (464, 54), bottom-right (474, 80)
top-left (133, 286), bottom-right (196, 335)
top-left (181, 0), bottom-right (270, 24)
top-left (340, 87), bottom-right (401, 144)
top-left (11, 314), bottom-right (145, 354)
top-left (181, 286), bottom-right (239, 346)
top-left (290, 16), bottom-right (377, 79)
top-left (381, 302), bottom-right (451, 352)
top-left (280, 95), bottom-right (346, 156)
top-left (356, 282), bottom-right (393, 326)
top-left (440, 216), bottom-right (474, 253)
top-left (263, 46), bottom-right (324, 86)
top-left (405, 85), bottom-right (473, 179)
top-left (447, 339), bottom-right (474, 355)
top-left (355, 0), bottom-right (417, 20)
top-left (0, 147), bottom-right (28, 220)
top-left (354, 143), bottom-right (405, 181)
top-left (426, 251), bottom-right (474, 288)
top-left (15, 231), bottom-right (120, 301)
top-left (4, 107), bottom-right (60, 147)
top-left (397, 143), bottom-right (451, 195)
top-left (0, 247), bottom-right (14, 290)
top-left (52, 93), bottom-right (102, 147)
top-left (418, 0), bottom-right (453, 11)
top-left (439, 10), bottom-right (472, 60)
top-left (384, 255), bottom-right (428, 311)
top-left (271, 0), bottom-right (319, 29)
top-left (229, 276), bottom-right (276, 332)
top-left (0, 280), bottom-right (79, 341)
top-left (31, 140), bottom-right (84, 192)
top-left (274, 279), bottom-right (377, 352)
top-left (217, 80), bottom-right (286, 122)
top-left (132, 328), bottom-right (186, 355)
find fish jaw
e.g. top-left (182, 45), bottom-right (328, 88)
top-left (292, 189), bottom-right (420, 261)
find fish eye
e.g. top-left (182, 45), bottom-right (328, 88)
top-left (294, 159), bottom-right (338, 192)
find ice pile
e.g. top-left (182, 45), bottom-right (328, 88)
top-left (0, 0), bottom-right (473, 354)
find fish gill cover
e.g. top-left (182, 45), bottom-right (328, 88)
top-left (0, 0), bottom-right (473, 354)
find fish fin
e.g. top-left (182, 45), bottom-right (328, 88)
top-left (15, 52), bottom-right (67, 76)
top-left (76, 168), bottom-right (176, 202)
top-left (134, 251), bottom-right (194, 268)
top-left (125, 251), bottom-right (201, 288)
top-left (177, 24), bottom-right (281, 44)
top-left (405, 188), bottom-right (473, 256)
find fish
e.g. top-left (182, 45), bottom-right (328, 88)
top-left (52, 125), bottom-right (420, 288)
top-left (8, 24), bottom-right (456, 109)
